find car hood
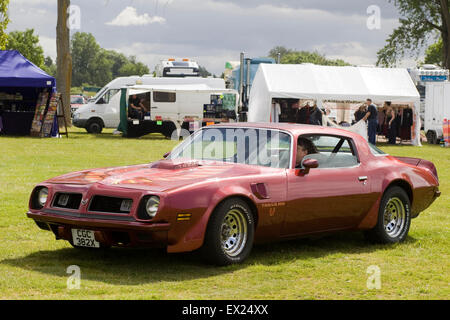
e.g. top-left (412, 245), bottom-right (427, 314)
top-left (45, 160), bottom-right (265, 192)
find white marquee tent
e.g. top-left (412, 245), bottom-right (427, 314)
top-left (248, 64), bottom-right (421, 145)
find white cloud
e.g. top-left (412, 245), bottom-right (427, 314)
top-left (106, 6), bottom-right (166, 27)
top-left (39, 36), bottom-right (57, 61)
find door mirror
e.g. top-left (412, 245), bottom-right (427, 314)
top-left (163, 152), bottom-right (171, 159)
top-left (295, 158), bottom-right (318, 176)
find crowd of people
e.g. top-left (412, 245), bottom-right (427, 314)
top-left (354, 99), bottom-right (413, 145)
top-left (272, 98), bottom-right (414, 146)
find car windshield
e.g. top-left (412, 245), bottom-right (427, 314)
top-left (168, 127), bottom-right (292, 169)
top-left (71, 96), bottom-right (84, 104)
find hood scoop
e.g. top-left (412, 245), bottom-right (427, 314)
top-left (150, 160), bottom-right (201, 170)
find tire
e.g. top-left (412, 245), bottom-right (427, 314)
top-left (201, 198), bottom-right (255, 265)
top-left (86, 119), bottom-right (103, 134)
top-left (364, 186), bottom-right (411, 243)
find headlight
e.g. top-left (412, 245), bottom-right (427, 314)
top-left (32, 187), bottom-right (48, 209)
top-left (145, 196), bottom-right (160, 218)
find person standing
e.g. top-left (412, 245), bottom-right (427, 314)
top-left (386, 103), bottom-right (397, 144)
top-left (362, 98), bottom-right (378, 145)
top-left (354, 105), bottom-right (367, 122)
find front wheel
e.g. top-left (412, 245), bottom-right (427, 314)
top-left (202, 198), bottom-right (255, 265)
top-left (86, 119), bottom-right (103, 134)
top-left (364, 186), bottom-right (411, 243)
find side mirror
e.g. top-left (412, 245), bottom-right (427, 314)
top-left (295, 158), bottom-right (318, 176)
top-left (163, 152), bottom-right (171, 159)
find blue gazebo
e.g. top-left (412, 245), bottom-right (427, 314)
top-left (0, 50), bottom-right (56, 135)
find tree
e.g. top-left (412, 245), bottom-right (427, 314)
top-left (71, 32), bottom-right (101, 86)
top-left (57, 0), bottom-right (72, 126)
top-left (377, 0), bottom-right (450, 69)
top-left (268, 46), bottom-right (351, 66)
top-left (71, 32), bottom-right (150, 87)
top-left (43, 56), bottom-right (57, 77)
top-left (424, 39), bottom-right (444, 66)
top-left (198, 65), bottom-right (212, 77)
top-left (268, 46), bottom-right (293, 62)
top-left (6, 29), bottom-right (45, 68)
top-left (0, 0), bottom-right (9, 50)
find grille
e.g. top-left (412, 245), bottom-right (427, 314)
top-left (89, 196), bottom-right (133, 214)
top-left (53, 193), bottom-right (82, 210)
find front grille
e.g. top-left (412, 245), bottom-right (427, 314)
top-left (89, 196), bottom-right (133, 214)
top-left (53, 193), bottom-right (82, 210)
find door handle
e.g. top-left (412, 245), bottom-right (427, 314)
top-left (358, 176), bottom-right (368, 181)
top-left (151, 107), bottom-right (158, 109)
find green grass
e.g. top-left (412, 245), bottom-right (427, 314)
top-left (0, 129), bottom-right (449, 299)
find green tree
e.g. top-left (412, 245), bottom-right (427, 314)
top-left (424, 39), bottom-right (444, 66)
top-left (71, 32), bottom-right (101, 86)
top-left (0, 0), bottom-right (9, 50)
top-left (42, 56), bottom-right (57, 77)
top-left (268, 46), bottom-right (350, 66)
top-left (71, 32), bottom-right (150, 87)
top-left (6, 29), bottom-right (45, 68)
top-left (268, 46), bottom-right (293, 62)
top-left (377, 0), bottom-right (450, 69)
top-left (198, 65), bottom-right (212, 77)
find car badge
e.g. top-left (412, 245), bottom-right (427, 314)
top-left (81, 198), bottom-right (89, 206)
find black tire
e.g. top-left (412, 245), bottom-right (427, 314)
top-left (364, 186), bottom-right (411, 243)
top-left (201, 198), bottom-right (255, 265)
top-left (86, 119), bottom-right (103, 134)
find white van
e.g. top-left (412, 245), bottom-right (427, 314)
top-left (72, 76), bottom-right (226, 133)
top-left (124, 84), bottom-right (239, 138)
top-left (425, 81), bottom-right (450, 144)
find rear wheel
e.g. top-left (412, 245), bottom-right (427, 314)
top-left (202, 198), bottom-right (255, 265)
top-left (364, 186), bottom-right (411, 243)
top-left (86, 119), bottom-right (103, 134)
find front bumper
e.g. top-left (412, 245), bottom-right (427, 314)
top-left (27, 209), bottom-right (170, 248)
top-left (72, 118), bottom-right (88, 128)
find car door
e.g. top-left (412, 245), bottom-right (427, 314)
top-left (281, 134), bottom-right (374, 236)
top-left (95, 89), bottom-right (121, 128)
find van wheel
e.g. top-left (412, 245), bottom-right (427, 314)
top-left (86, 119), bottom-right (103, 134)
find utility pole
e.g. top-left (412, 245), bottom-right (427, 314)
top-left (56, 0), bottom-right (72, 126)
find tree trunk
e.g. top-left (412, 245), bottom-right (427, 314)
top-left (56, 0), bottom-right (72, 127)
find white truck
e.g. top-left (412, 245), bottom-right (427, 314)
top-left (155, 58), bottom-right (200, 78)
top-left (124, 84), bottom-right (239, 138)
top-left (424, 81), bottom-right (450, 144)
top-left (72, 76), bottom-right (226, 134)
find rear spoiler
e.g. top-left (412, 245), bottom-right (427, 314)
top-left (394, 156), bottom-right (439, 182)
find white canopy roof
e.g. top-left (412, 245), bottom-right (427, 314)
top-left (248, 64), bottom-right (420, 119)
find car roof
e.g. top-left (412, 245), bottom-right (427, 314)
top-left (210, 122), bottom-right (363, 140)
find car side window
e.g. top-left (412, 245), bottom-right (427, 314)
top-left (301, 135), bottom-right (359, 168)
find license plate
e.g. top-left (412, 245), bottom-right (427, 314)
top-left (71, 229), bottom-right (100, 248)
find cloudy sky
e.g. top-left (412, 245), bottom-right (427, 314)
top-left (7, 0), bottom-right (427, 75)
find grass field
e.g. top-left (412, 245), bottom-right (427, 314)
top-left (0, 128), bottom-right (448, 299)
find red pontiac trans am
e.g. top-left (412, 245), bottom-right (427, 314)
top-left (27, 123), bottom-right (440, 265)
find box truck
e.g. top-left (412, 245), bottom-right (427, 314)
top-left (425, 81), bottom-right (450, 144)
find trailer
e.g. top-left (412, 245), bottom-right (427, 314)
top-left (425, 81), bottom-right (450, 144)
